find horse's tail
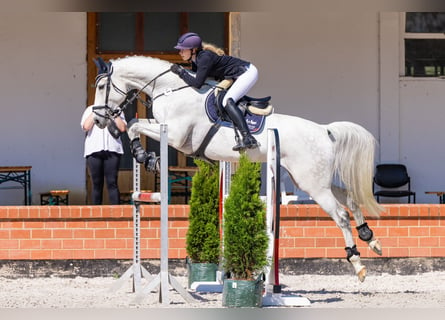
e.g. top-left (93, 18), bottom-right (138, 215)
top-left (326, 121), bottom-right (383, 217)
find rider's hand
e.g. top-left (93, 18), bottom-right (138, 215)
top-left (170, 64), bottom-right (183, 75)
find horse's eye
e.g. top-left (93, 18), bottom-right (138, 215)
top-left (97, 84), bottom-right (105, 90)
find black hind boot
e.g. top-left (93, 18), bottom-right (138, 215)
top-left (224, 98), bottom-right (258, 151)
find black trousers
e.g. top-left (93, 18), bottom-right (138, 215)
top-left (86, 151), bottom-right (121, 205)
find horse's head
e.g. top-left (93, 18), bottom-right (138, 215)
top-left (92, 57), bottom-right (127, 129)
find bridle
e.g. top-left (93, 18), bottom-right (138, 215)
top-left (92, 64), bottom-right (177, 121)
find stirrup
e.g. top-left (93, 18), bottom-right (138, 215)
top-left (243, 135), bottom-right (259, 149)
top-left (232, 142), bottom-right (246, 152)
top-left (232, 133), bottom-right (245, 151)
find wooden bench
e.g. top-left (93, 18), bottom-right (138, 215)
top-left (425, 191), bottom-right (445, 204)
top-left (40, 190), bottom-right (70, 205)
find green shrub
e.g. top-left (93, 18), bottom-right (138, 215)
top-left (223, 153), bottom-right (269, 280)
top-left (186, 160), bottom-right (220, 264)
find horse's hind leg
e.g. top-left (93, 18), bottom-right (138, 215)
top-left (332, 185), bottom-right (382, 256)
top-left (312, 189), bottom-right (367, 281)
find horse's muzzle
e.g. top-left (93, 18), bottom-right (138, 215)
top-left (93, 115), bottom-right (107, 129)
top-left (92, 105), bottom-right (110, 129)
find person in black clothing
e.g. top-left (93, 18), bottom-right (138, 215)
top-left (170, 32), bottom-right (259, 151)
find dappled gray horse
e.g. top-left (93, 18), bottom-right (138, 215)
top-left (92, 56), bottom-right (383, 281)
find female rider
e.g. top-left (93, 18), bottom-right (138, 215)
top-left (170, 32), bottom-right (259, 151)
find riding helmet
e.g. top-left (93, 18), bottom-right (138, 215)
top-left (174, 32), bottom-right (202, 50)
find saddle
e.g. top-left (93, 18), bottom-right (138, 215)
top-left (214, 79), bottom-right (273, 116)
top-left (204, 80), bottom-right (273, 134)
top-left (190, 80), bottom-right (272, 160)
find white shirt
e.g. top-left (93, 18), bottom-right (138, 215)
top-left (80, 106), bottom-right (126, 158)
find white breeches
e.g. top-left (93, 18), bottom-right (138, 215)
top-left (222, 64), bottom-right (258, 106)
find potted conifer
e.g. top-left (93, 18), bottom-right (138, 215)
top-left (186, 159), bottom-right (220, 288)
top-left (222, 153), bottom-right (269, 307)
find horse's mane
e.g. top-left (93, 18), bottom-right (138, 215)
top-left (110, 55), bottom-right (171, 76)
top-left (109, 55), bottom-right (217, 93)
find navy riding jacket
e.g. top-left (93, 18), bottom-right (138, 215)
top-left (178, 50), bottom-right (250, 88)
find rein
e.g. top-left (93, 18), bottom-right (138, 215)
top-left (93, 68), bottom-right (179, 120)
top-left (93, 63), bottom-right (225, 122)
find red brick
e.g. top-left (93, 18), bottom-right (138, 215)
top-left (0, 239), bottom-right (19, 249)
top-left (52, 250), bottom-right (74, 259)
top-left (410, 247), bottom-right (431, 257)
top-left (105, 239), bottom-right (127, 249)
top-left (0, 229), bottom-right (9, 239)
top-left (84, 239), bottom-right (105, 249)
top-left (95, 229), bottom-right (116, 238)
top-left (316, 238), bottom-right (337, 248)
top-left (95, 249), bottom-right (116, 259)
top-left (73, 229), bottom-right (94, 239)
top-left (9, 250), bottom-right (31, 259)
top-left (419, 237), bottom-right (439, 247)
top-left (389, 227), bottom-right (409, 237)
top-left (73, 250), bottom-right (96, 259)
top-left (398, 237), bottom-right (419, 247)
top-left (31, 250), bottom-right (52, 260)
top-left (0, 204), bottom-right (443, 261)
top-left (20, 239), bottom-right (41, 249)
top-left (41, 239), bottom-right (62, 249)
top-left (431, 227), bottom-right (445, 236)
top-left (10, 229), bottom-right (31, 239)
top-left (431, 247), bottom-right (445, 256)
top-left (53, 229), bottom-right (73, 239)
top-left (304, 227), bottom-right (326, 237)
top-left (409, 227), bottom-right (430, 237)
top-left (305, 248), bottom-right (326, 258)
top-left (63, 240), bottom-right (84, 249)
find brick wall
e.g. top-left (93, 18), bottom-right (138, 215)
top-left (0, 204), bottom-right (444, 260)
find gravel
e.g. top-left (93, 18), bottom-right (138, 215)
top-left (0, 272), bottom-right (444, 308)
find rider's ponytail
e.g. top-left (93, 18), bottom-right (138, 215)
top-left (202, 42), bottom-right (225, 56)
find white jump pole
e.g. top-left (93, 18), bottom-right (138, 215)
top-left (109, 156), bottom-right (152, 293)
top-left (262, 128), bottom-right (311, 307)
top-left (133, 124), bottom-right (195, 305)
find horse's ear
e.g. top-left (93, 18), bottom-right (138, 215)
top-left (93, 57), bottom-right (110, 75)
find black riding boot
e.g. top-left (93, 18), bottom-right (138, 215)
top-left (225, 98), bottom-right (259, 151)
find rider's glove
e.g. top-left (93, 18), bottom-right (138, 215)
top-left (170, 64), bottom-right (183, 75)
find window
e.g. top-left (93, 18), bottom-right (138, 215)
top-left (95, 12), bottom-right (228, 54)
top-left (403, 12), bottom-right (445, 77)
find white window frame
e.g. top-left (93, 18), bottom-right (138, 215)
top-left (400, 12), bottom-right (445, 77)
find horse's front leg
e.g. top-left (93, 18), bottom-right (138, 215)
top-left (127, 119), bottom-right (161, 172)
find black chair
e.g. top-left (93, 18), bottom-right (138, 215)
top-left (373, 164), bottom-right (416, 203)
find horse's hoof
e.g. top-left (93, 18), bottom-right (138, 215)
top-left (368, 239), bottom-right (382, 256)
top-left (144, 153), bottom-right (160, 172)
top-left (357, 266), bottom-right (366, 282)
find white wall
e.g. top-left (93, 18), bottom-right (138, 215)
top-left (399, 79), bottom-right (445, 203)
top-left (242, 11), bottom-right (383, 200)
top-left (241, 11), bottom-right (445, 203)
top-left (240, 11), bottom-right (380, 135)
top-left (0, 12), bottom-right (87, 205)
